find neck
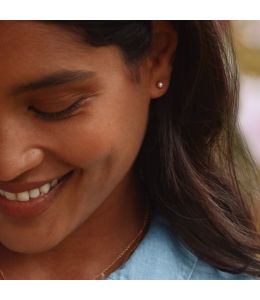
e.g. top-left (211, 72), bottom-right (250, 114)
top-left (0, 170), bottom-right (150, 279)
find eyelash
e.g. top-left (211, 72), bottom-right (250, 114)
top-left (28, 96), bottom-right (87, 121)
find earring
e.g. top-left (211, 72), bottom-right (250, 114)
top-left (156, 81), bottom-right (164, 89)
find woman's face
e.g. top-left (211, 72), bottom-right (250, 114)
top-left (0, 21), bottom-right (161, 254)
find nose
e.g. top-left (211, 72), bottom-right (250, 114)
top-left (0, 122), bottom-right (44, 182)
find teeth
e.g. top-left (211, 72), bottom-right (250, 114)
top-left (0, 176), bottom-right (61, 202)
top-left (39, 183), bottom-right (51, 194)
top-left (5, 192), bottom-right (17, 201)
top-left (17, 191), bottom-right (30, 201)
top-left (29, 188), bottom-right (40, 199)
top-left (51, 178), bottom-right (58, 187)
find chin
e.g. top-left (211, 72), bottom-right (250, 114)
top-left (0, 233), bottom-right (64, 255)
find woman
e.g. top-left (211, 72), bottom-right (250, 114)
top-left (0, 21), bottom-right (259, 280)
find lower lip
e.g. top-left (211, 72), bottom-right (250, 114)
top-left (0, 171), bottom-right (73, 219)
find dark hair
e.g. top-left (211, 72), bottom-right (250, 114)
top-left (51, 21), bottom-right (260, 276)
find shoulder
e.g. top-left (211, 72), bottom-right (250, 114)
top-left (107, 213), bottom-right (255, 280)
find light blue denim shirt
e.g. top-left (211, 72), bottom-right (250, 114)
top-left (107, 213), bottom-right (256, 280)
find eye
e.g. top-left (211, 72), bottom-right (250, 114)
top-left (28, 96), bottom-right (88, 121)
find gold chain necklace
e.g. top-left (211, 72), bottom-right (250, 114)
top-left (0, 207), bottom-right (151, 280)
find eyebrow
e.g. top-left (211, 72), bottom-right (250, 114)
top-left (11, 70), bottom-right (97, 95)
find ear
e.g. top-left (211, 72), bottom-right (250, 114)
top-left (146, 21), bottom-right (178, 99)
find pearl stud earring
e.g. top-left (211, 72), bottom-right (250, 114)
top-left (156, 81), bottom-right (164, 89)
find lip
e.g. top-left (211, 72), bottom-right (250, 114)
top-left (0, 171), bottom-right (73, 219)
top-left (0, 176), bottom-right (63, 194)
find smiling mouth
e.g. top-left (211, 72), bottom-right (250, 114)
top-left (0, 170), bottom-right (74, 218)
top-left (0, 171), bottom-right (73, 202)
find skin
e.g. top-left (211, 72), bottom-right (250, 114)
top-left (0, 21), bottom-right (177, 279)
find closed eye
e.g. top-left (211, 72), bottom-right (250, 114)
top-left (28, 95), bottom-right (88, 121)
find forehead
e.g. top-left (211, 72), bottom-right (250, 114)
top-left (0, 22), bottom-right (81, 79)
top-left (1, 21), bottom-right (81, 59)
top-left (0, 21), bottom-right (94, 71)
top-left (0, 21), bottom-right (129, 93)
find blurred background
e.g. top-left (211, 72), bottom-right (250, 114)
top-left (232, 21), bottom-right (260, 165)
top-left (231, 21), bottom-right (260, 228)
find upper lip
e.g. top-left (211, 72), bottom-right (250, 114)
top-left (0, 176), bottom-right (62, 194)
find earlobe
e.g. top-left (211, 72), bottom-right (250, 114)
top-left (148, 21), bottom-right (178, 99)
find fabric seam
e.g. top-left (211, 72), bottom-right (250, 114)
top-left (187, 256), bottom-right (199, 280)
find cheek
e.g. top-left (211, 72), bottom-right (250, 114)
top-left (63, 118), bottom-right (146, 174)
top-left (45, 100), bottom-right (149, 178)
